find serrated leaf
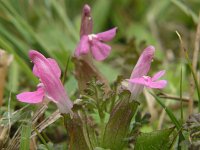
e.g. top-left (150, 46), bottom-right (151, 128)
top-left (184, 113), bottom-right (200, 148)
top-left (64, 112), bottom-right (92, 150)
top-left (134, 127), bottom-right (176, 150)
top-left (102, 90), bottom-right (139, 150)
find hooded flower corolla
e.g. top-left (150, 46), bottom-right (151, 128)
top-left (80, 4), bottom-right (93, 37)
top-left (75, 4), bottom-right (117, 61)
top-left (16, 50), bottom-right (73, 114)
top-left (127, 46), bottom-right (167, 99)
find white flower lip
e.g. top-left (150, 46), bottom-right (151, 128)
top-left (88, 34), bottom-right (97, 41)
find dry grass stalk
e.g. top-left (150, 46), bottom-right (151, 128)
top-left (158, 93), bottom-right (198, 105)
top-left (31, 109), bottom-right (61, 138)
top-left (6, 104), bottom-right (49, 149)
top-left (0, 126), bottom-right (9, 149)
top-left (0, 50), bottom-right (13, 106)
top-left (144, 89), bottom-right (157, 121)
top-left (189, 13), bottom-right (200, 114)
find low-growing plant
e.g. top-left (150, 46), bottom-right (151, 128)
top-left (0, 1), bottom-right (200, 150)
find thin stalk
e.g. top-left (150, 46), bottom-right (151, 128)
top-left (82, 110), bottom-right (95, 149)
top-left (169, 126), bottom-right (184, 150)
top-left (62, 56), bottom-right (70, 84)
top-left (180, 67), bottom-right (183, 123)
top-left (158, 93), bottom-right (198, 105)
top-left (92, 84), bottom-right (105, 144)
top-left (109, 92), bottom-right (117, 113)
top-left (93, 85), bottom-right (104, 124)
top-left (50, 0), bottom-right (78, 42)
top-left (151, 92), bottom-right (181, 130)
top-left (176, 31), bottom-right (200, 111)
top-left (33, 126), bottom-right (50, 150)
top-left (151, 92), bottom-right (185, 145)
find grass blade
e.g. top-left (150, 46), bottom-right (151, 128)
top-left (50, 0), bottom-right (78, 42)
top-left (33, 126), bottom-right (50, 150)
top-left (150, 92), bottom-right (181, 130)
top-left (180, 67), bottom-right (183, 123)
top-left (62, 56), bottom-right (70, 84)
top-left (20, 124), bottom-right (31, 150)
top-left (176, 31), bottom-right (200, 111)
top-left (151, 92), bottom-right (185, 149)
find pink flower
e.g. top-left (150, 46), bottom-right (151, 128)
top-left (127, 46), bottom-right (167, 98)
top-left (128, 70), bottom-right (167, 89)
top-left (16, 50), bottom-right (73, 114)
top-left (75, 4), bottom-right (117, 61)
top-left (80, 4), bottom-right (93, 37)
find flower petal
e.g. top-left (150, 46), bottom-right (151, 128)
top-left (96, 27), bottom-right (117, 42)
top-left (47, 58), bottom-right (61, 78)
top-left (128, 78), bottom-right (148, 86)
top-left (16, 86), bottom-right (45, 104)
top-left (55, 99), bottom-right (73, 114)
top-left (130, 46), bottom-right (155, 79)
top-left (29, 50), bottom-right (73, 114)
top-left (33, 58), bottom-right (61, 78)
top-left (80, 4), bottom-right (93, 37)
top-left (128, 46), bottom-right (155, 98)
top-left (75, 35), bottom-right (90, 57)
top-left (33, 64), bottom-right (39, 77)
top-left (147, 80), bottom-right (167, 89)
top-left (152, 70), bottom-right (165, 81)
top-left (91, 40), bottom-right (111, 61)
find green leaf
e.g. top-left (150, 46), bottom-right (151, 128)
top-left (134, 127), bottom-right (176, 150)
top-left (20, 124), bottom-right (31, 150)
top-left (151, 93), bottom-right (181, 130)
top-left (151, 93), bottom-right (185, 146)
top-left (102, 90), bottom-right (139, 150)
top-left (33, 126), bottom-right (50, 150)
top-left (64, 112), bottom-right (92, 150)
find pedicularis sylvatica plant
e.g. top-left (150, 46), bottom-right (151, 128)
top-left (2, 3), bottom-right (197, 150)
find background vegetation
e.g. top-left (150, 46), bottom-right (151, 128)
top-left (0, 0), bottom-right (200, 149)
